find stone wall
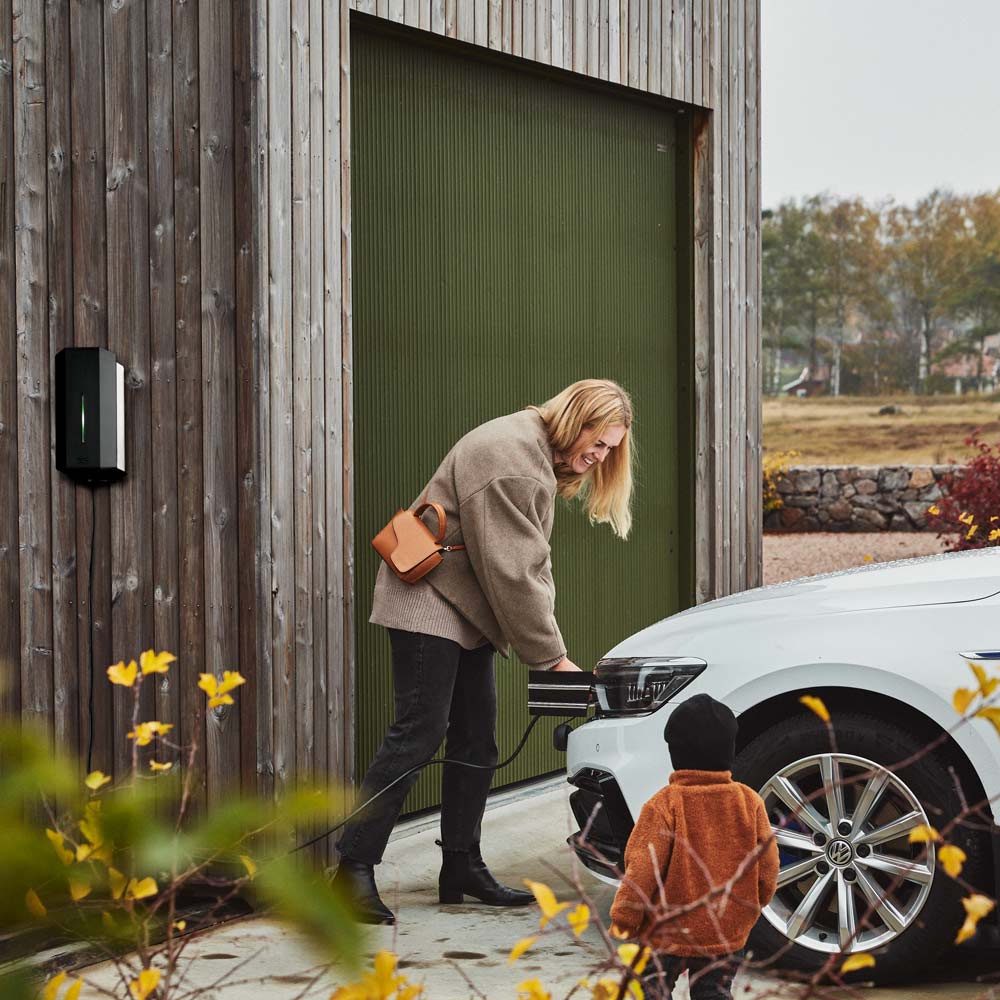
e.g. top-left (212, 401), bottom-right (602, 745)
top-left (765, 465), bottom-right (959, 532)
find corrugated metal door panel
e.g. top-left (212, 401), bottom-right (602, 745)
top-left (351, 24), bottom-right (689, 813)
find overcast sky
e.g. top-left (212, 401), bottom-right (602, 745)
top-left (761, 0), bottom-right (1000, 210)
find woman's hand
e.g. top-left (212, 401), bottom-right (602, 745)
top-left (551, 657), bottom-right (582, 672)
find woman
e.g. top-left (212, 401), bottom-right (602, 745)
top-left (332, 379), bottom-right (635, 924)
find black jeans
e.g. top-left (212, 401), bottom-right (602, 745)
top-left (640, 951), bottom-right (743, 1000)
top-left (336, 629), bottom-right (499, 865)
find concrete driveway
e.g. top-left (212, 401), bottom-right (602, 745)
top-left (77, 778), bottom-right (998, 999)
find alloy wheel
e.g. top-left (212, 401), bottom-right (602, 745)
top-left (760, 753), bottom-right (935, 954)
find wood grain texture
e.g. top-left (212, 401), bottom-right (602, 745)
top-left (45, 0), bottom-right (78, 759)
top-left (199, 0), bottom-right (240, 801)
top-left (173, 0), bottom-right (207, 809)
top-left (15, 0), bottom-right (54, 737)
top-left (148, 0), bottom-right (180, 753)
top-left (0, 0), bottom-right (20, 723)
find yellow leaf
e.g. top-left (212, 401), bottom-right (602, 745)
top-left (240, 854), bottom-right (257, 880)
top-left (149, 759), bottom-right (173, 773)
top-left (217, 670), bottom-right (247, 695)
top-left (129, 969), bottom-right (162, 1000)
top-left (46, 828), bottom-right (75, 866)
top-left (517, 979), bottom-right (551, 1000)
top-left (208, 694), bottom-right (234, 709)
top-left (126, 877), bottom-right (158, 901)
top-left (567, 902), bottom-right (590, 938)
top-left (84, 770), bottom-right (111, 791)
top-left (198, 673), bottom-right (218, 698)
top-left (959, 511), bottom-right (974, 525)
top-left (127, 721), bottom-right (174, 746)
top-left (26, 888), bottom-right (46, 918)
top-left (609, 924), bottom-right (630, 940)
top-left (975, 707), bottom-right (1000, 738)
top-left (799, 695), bottom-right (830, 723)
top-left (590, 979), bottom-right (620, 1000)
top-left (840, 952), bottom-right (876, 974)
top-left (955, 894), bottom-right (996, 945)
top-left (69, 878), bottom-right (91, 902)
top-left (908, 823), bottom-right (940, 844)
top-left (967, 524), bottom-right (979, 541)
top-left (172, 920), bottom-right (187, 932)
top-left (43, 972), bottom-right (67, 1000)
top-left (863, 554), bottom-right (873, 563)
top-left (953, 688), bottom-right (977, 715)
top-left (523, 879), bottom-right (569, 928)
top-left (927, 504), bottom-right (941, 516)
top-left (140, 649), bottom-right (176, 675)
top-left (65, 981), bottom-right (83, 1000)
top-left (508, 935), bottom-right (538, 963)
top-left (969, 662), bottom-right (1000, 698)
top-left (990, 528), bottom-right (1000, 542)
top-left (617, 943), bottom-right (651, 975)
top-left (938, 844), bottom-right (967, 878)
top-left (372, 951), bottom-right (400, 995)
top-left (108, 868), bottom-right (127, 900)
top-left (107, 660), bottom-right (138, 687)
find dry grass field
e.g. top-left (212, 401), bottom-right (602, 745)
top-left (763, 394), bottom-right (1000, 466)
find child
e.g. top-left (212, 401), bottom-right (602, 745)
top-left (609, 694), bottom-right (779, 1000)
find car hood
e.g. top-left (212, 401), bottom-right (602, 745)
top-left (606, 547), bottom-right (1000, 655)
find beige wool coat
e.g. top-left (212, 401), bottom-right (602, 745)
top-left (370, 409), bottom-right (567, 667)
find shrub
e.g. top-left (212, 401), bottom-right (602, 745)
top-left (926, 432), bottom-right (1000, 551)
top-left (762, 451), bottom-right (799, 514)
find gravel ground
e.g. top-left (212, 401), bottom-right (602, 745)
top-left (763, 531), bottom-right (950, 585)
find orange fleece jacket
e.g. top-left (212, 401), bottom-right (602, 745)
top-left (609, 770), bottom-right (779, 956)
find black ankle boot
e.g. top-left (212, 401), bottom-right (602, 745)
top-left (330, 857), bottom-right (396, 924)
top-left (437, 841), bottom-right (534, 906)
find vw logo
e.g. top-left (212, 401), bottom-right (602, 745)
top-left (827, 840), bottom-right (853, 866)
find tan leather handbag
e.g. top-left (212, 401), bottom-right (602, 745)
top-left (371, 502), bottom-right (464, 584)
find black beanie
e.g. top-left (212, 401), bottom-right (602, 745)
top-left (663, 693), bottom-right (738, 772)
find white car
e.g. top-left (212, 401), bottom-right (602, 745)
top-left (566, 548), bottom-right (1000, 980)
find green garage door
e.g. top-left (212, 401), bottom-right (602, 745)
top-left (351, 21), bottom-right (693, 813)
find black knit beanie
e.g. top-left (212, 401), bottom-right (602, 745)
top-left (663, 693), bottom-right (738, 772)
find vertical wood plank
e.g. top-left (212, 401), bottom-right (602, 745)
top-left (309, 0), bottom-right (328, 816)
top-left (691, 0), bottom-right (700, 104)
top-left (637, 0), bottom-right (647, 89)
top-left (445, 0), bottom-right (457, 37)
top-left (608, 0), bottom-right (619, 83)
top-left (660, 0), bottom-right (670, 95)
top-left (324, 0), bottom-right (346, 806)
top-left (671, 0), bottom-right (683, 99)
top-left (702, 0), bottom-right (710, 105)
top-left (69, 0), bottom-right (112, 773)
top-left (419, 0), bottom-right (431, 30)
top-left (647, 0), bottom-right (660, 95)
top-left (252, 0), bottom-right (274, 802)
top-left (105, 0), bottom-right (153, 777)
top-left (237, 0), bottom-right (264, 795)
top-left (457, 0), bottom-right (473, 42)
top-left (14, 0), bottom-right (54, 741)
top-left (199, 0), bottom-right (240, 800)
top-left (489, 0), bottom-right (502, 50)
top-left (535, 0), bottom-right (549, 62)
top-left (692, 111), bottom-right (713, 603)
top-left (502, 0), bottom-right (512, 52)
top-left (550, 0), bottom-right (562, 69)
top-left (599, 0), bottom-right (609, 80)
top-left (572, 0), bottom-right (585, 74)
top-left (734, 0), bottom-right (746, 589)
top-left (45, 0), bottom-right (78, 758)
top-left (684, 0), bottom-right (693, 101)
top-left (586, 0), bottom-right (598, 75)
top-left (404, 0), bottom-right (419, 27)
top-left (173, 0), bottom-right (207, 808)
top-left (389, 0), bottom-right (404, 23)
top-left (376, 0), bottom-right (389, 18)
top-left (474, 0), bottom-right (488, 46)
top-left (522, 0), bottom-right (534, 60)
top-left (511, 0), bottom-right (521, 55)
top-left (269, 0), bottom-right (295, 799)
top-left (431, 0), bottom-right (446, 34)
top-left (291, 0), bottom-right (314, 794)
top-left (148, 0), bottom-right (180, 754)
top-left (0, 0), bottom-right (21, 723)
top-left (746, 0), bottom-right (760, 588)
top-left (626, 0), bottom-right (638, 86)
top-left (716, 0), bottom-right (729, 594)
top-left (339, 0), bottom-right (355, 786)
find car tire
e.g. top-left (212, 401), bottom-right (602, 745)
top-left (734, 709), bottom-right (991, 983)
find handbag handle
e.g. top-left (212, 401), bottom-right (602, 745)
top-left (414, 501), bottom-right (447, 544)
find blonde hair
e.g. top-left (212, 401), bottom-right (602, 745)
top-left (529, 379), bottom-right (635, 539)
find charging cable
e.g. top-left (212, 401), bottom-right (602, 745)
top-left (289, 713), bottom-right (557, 856)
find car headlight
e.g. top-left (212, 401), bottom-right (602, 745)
top-left (594, 656), bottom-right (706, 717)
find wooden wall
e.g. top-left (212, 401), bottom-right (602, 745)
top-left (1, 0), bottom-right (758, 824)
